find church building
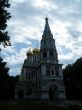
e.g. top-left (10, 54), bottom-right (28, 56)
top-left (15, 17), bottom-right (66, 101)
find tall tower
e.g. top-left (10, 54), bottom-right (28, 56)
top-left (40, 17), bottom-right (66, 100)
top-left (41, 17), bottom-right (58, 64)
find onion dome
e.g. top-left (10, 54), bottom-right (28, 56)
top-left (27, 50), bottom-right (33, 56)
top-left (33, 48), bottom-right (40, 55)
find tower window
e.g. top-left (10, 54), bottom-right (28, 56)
top-left (28, 73), bottom-right (31, 79)
top-left (43, 52), bottom-right (47, 58)
top-left (55, 66), bottom-right (59, 76)
top-left (50, 50), bottom-right (54, 58)
top-left (50, 52), bottom-right (53, 58)
top-left (46, 66), bottom-right (50, 76)
top-left (35, 56), bottom-right (36, 61)
top-left (44, 40), bottom-right (46, 44)
top-left (51, 70), bottom-right (54, 75)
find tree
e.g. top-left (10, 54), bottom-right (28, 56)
top-left (0, 1), bottom-right (18, 99)
top-left (63, 57), bottom-right (82, 100)
top-left (0, 57), bottom-right (9, 79)
top-left (0, 57), bottom-right (19, 99)
top-left (0, 57), bottom-right (9, 99)
top-left (0, 0), bottom-right (11, 48)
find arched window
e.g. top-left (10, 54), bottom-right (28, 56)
top-left (55, 66), bottom-right (59, 76)
top-left (51, 70), bottom-right (54, 75)
top-left (44, 40), bottom-right (46, 44)
top-left (35, 56), bottom-right (36, 61)
top-left (46, 66), bottom-right (50, 76)
top-left (49, 86), bottom-right (54, 101)
top-left (50, 49), bottom-right (54, 58)
top-left (43, 51), bottom-right (47, 58)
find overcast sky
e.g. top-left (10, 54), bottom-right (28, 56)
top-left (1, 0), bottom-right (82, 76)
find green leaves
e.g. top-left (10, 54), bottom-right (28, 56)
top-left (0, 0), bottom-right (11, 48)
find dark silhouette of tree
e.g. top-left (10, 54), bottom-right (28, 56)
top-left (8, 75), bottom-right (19, 99)
top-left (0, 0), bottom-right (11, 48)
top-left (0, 57), bottom-right (9, 99)
top-left (0, 57), bottom-right (9, 78)
top-left (0, 57), bottom-right (19, 99)
top-left (0, 1), bottom-right (19, 100)
top-left (63, 57), bottom-right (82, 100)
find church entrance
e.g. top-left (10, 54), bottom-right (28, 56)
top-left (49, 86), bottom-right (54, 101)
top-left (49, 86), bottom-right (58, 101)
top-left (17, 89), bottom-right (24, 99)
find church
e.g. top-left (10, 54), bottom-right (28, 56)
top-left (15, 17), bottom-right (66, 101)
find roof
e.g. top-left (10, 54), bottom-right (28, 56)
top-left (27, 50), bottom-right (33, 56)
top-left (33, 48), bottom-right (40, 55)
top-left (43, 17), bottom-right (53, 38)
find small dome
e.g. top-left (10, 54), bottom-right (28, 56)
top-left (27, 50), bottom-right (33, 56)
top-left (33, 48), bottom-right (40, 54)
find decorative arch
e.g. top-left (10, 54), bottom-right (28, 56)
top-left (50, 67), bottom-right (55, 75)
top-left (49, 86), bottom-right (54, 101)
top-left (48, 85), bottom-right (58, 101)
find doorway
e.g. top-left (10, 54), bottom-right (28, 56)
top-left (49, 86), bottom-right (58, 101)
top-left (17, 89), bottom-right (24, 99)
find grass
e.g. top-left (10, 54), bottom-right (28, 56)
top-left (0, 100), bottom-right (68, 110)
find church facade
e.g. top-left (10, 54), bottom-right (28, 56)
top-left (15, 17), bottom-right (66, 101)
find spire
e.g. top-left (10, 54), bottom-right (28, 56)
top-left (43, 16), bottom-right (53, 38)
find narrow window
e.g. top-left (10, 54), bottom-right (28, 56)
top-left (46, 66), bottom-right (50, 76)
top-left (43, 52), bottom-right (47, 58)
top-left (50, 50), bottom-right (54, 58)
top-left (52, 70), bottom-right (54, 75)
top-left (44, 40), bottom-right (46, 44)
top-left (35, 56), bottom-right (36, 61)
top-left (55, 66), bottom-right (59, 76)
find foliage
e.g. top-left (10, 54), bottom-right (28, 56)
top-left (0, 57), bottom-right (9, 99)
top-left (0, 0), bottom-right (11, 48)
top-left (0, 57), bottom-right (9, 79)
top-left (0, 57), bottom-right (19, 99)
top-left (63, 57), bottom-right (82, 99)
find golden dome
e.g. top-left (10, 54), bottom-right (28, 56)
top-left (33, 48), bottom-right (40, 54)
top-left (27, 50), bottom-right (33, 56)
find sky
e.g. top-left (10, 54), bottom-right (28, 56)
top-left (1, 0), bottom-right (82, 76)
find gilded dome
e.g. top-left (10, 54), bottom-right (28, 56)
top-left (27, 50), bottom-right (33, 56)
top-left (33, 48), bottom-right (40, 54)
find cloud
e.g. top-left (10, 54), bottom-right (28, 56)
top-left (4, 47), bottom-right (28, 76)
top-left (3, 39), bottom-right (38, 76)
top-left (2, 0), bottom-right (82, 76)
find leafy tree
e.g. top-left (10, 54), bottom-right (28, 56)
top-left (0, 57), bottom-right (9, 79)
top-left (63, 57), bottom-right (82, 100)
top-left (0, 0), bottom-right (11, 48)
top-left (0, 0), bottom-right (18, 99)
top-left (0, 57), bottom-right (19, 99)
top-left (0, 57), bottom-right (9, 99)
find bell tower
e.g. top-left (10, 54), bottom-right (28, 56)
top-left (40, 17), bottom-right (66, 100)
top-left (40, 17), bottom-right (58, 63)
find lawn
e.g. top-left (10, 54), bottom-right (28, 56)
top-left (0, 100), bottom-right (68, 110)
